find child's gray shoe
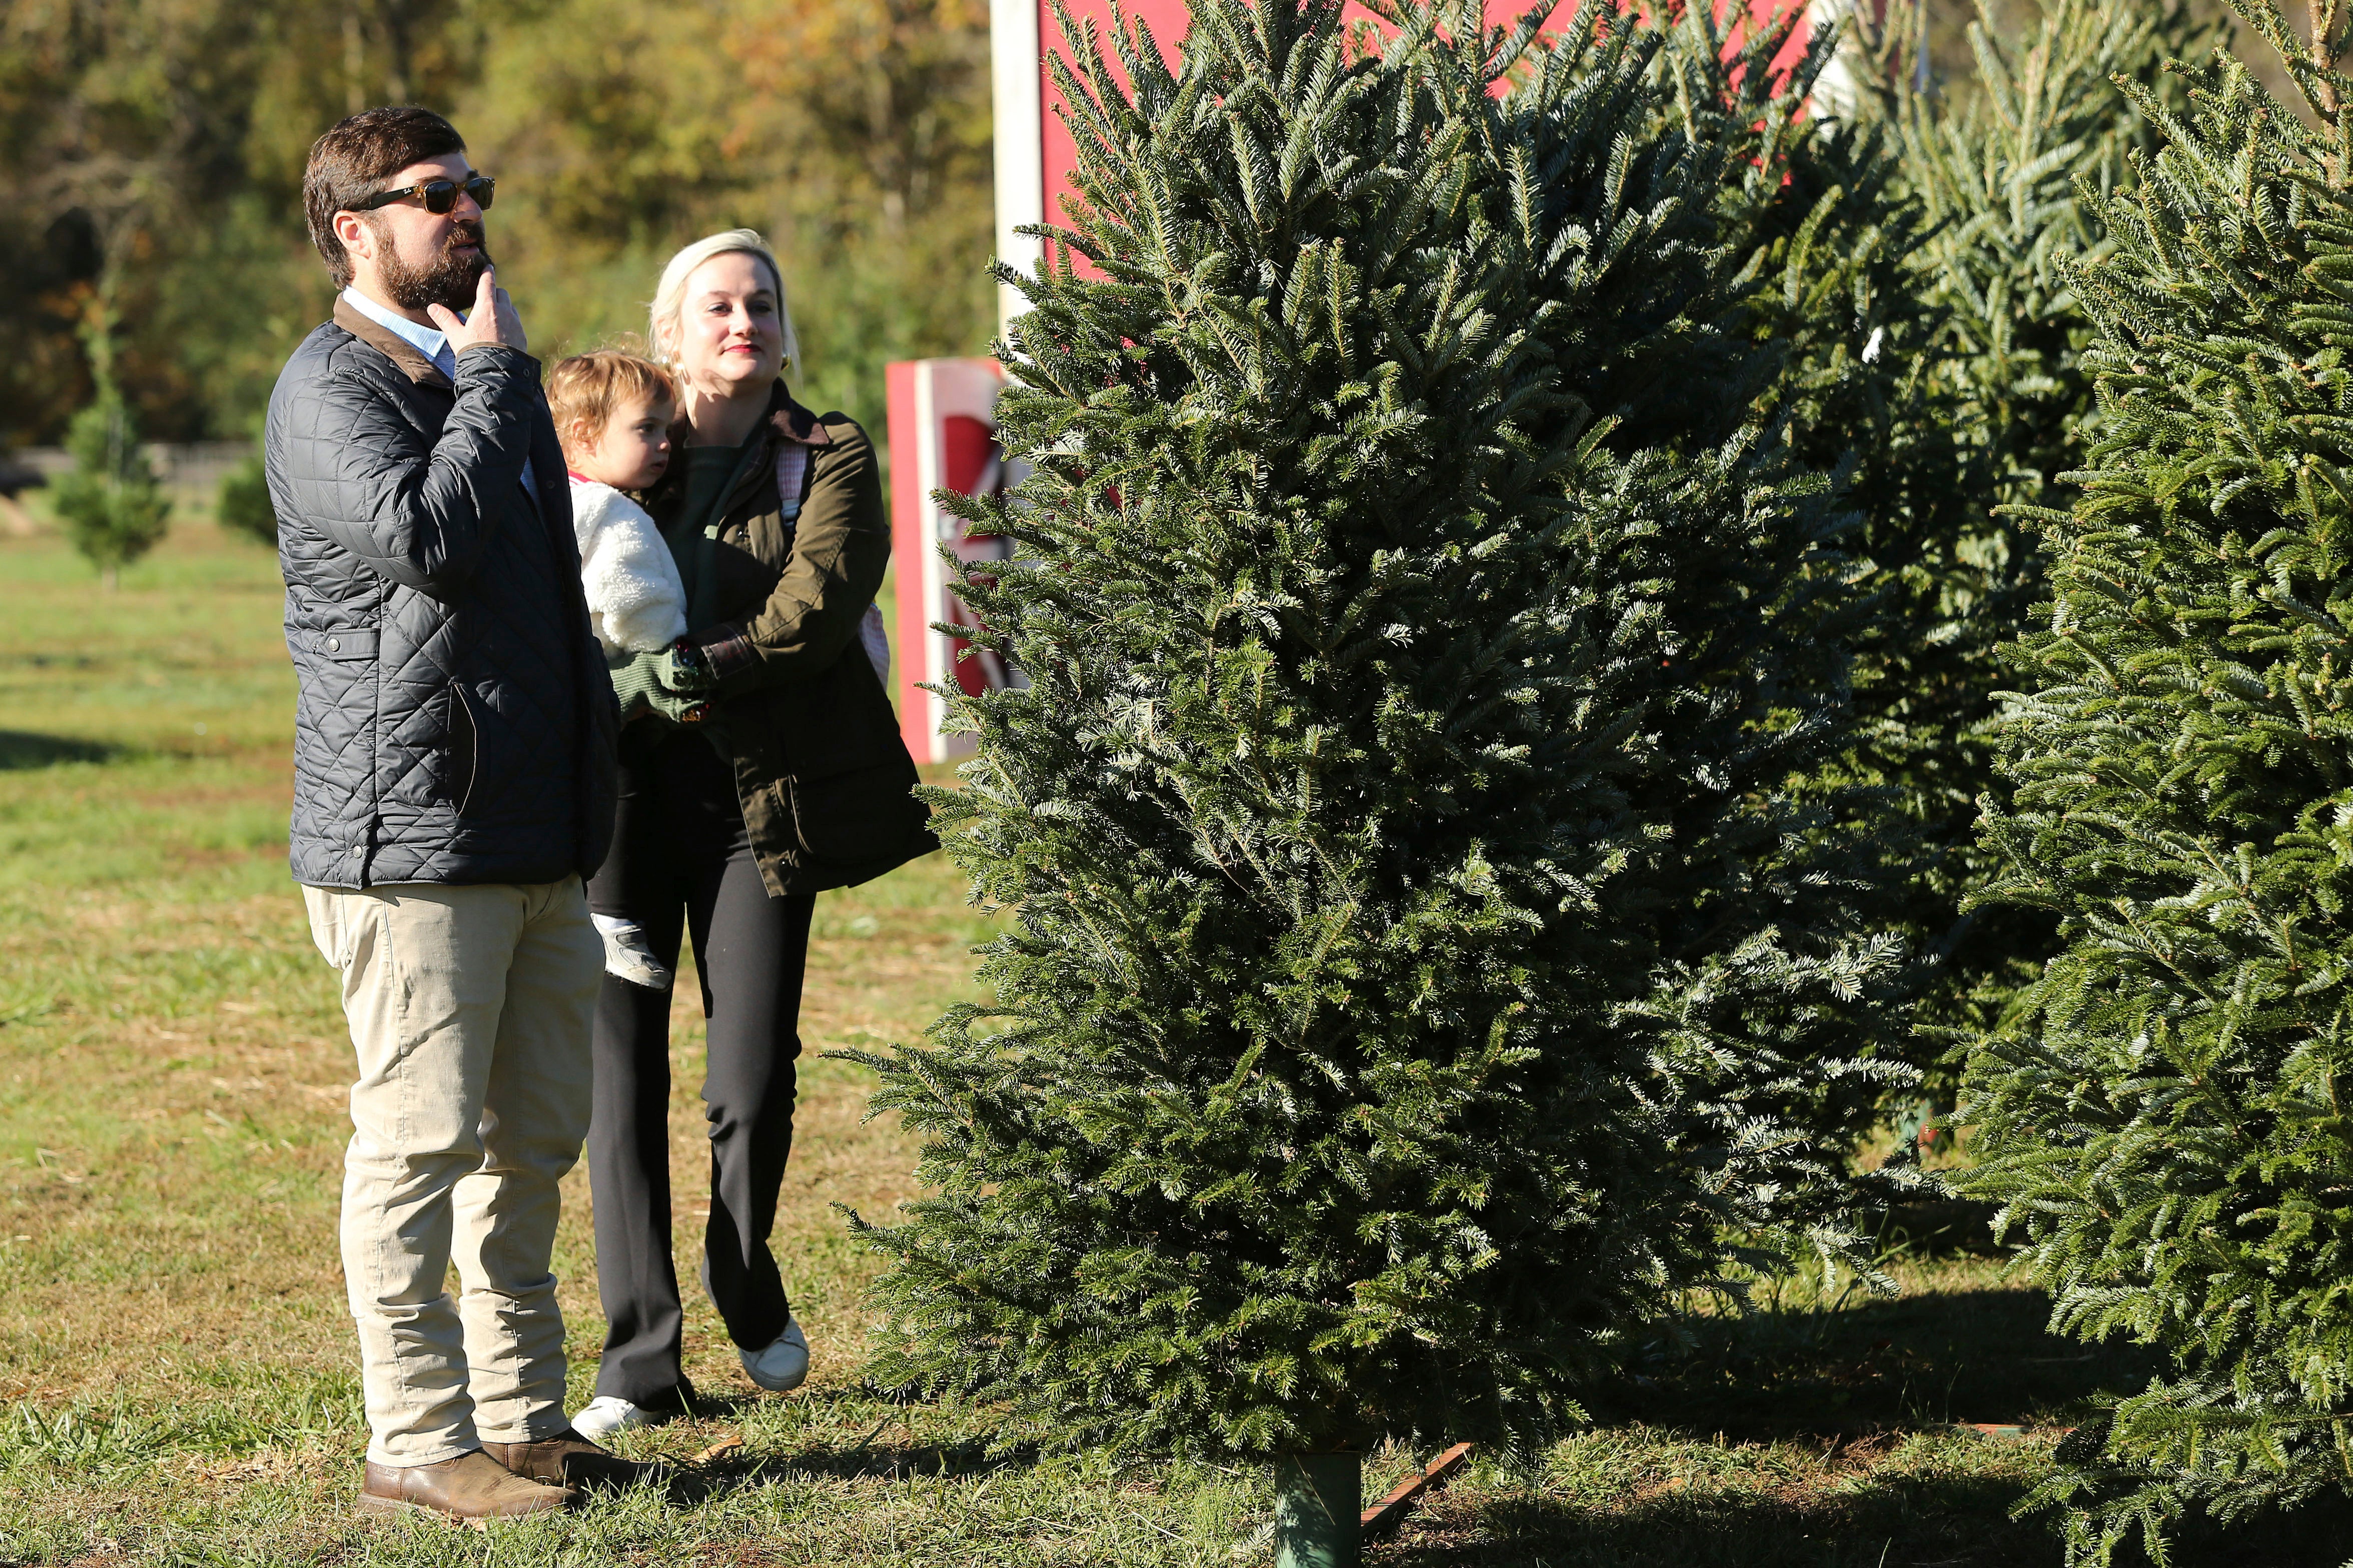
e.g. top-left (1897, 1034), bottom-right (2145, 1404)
top-left (591, 914), bottom-right (671, 990)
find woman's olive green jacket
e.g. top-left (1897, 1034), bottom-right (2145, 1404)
top-left (649, 379), bottom-right (936, 896)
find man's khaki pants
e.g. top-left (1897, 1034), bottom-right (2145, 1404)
top-left (304, 877), bottom-right (600, 1467)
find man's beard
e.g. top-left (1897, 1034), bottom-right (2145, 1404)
top-left (373, 218), bottom-right (492, 312)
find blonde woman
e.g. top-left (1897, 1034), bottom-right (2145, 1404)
top-left (573, 230), bottom-right (935, 1441)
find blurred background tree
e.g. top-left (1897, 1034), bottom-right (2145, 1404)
top-left (0, 0), bottom-right (2286, 460)
top-left (51, 306), bottom-right (170, 588)
top-left (0, 0), bottom-right (993, 452)
top-left (214, 444), bottom-right (278, 546)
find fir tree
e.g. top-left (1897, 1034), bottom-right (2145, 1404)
top-left (53, 310), bottom-right (170, 589)
top-left (1568, 0), bottom-right (2234, 1140)
top-left (1513, 1), bottom-right (1933, 1151)
top-left (1816, 0), bottom-right (2223, 1106)
top-left (1672, 0), bottom-right (1966, 1123)
top-left (1960, 3), bottom-right (2353, 1558)
top-left (843, 1), bottom-right (1908, 1553)
top-left (1859, 0), bottom-right (2218, 519)
top-left (215, 449), bottom-right (277, 548)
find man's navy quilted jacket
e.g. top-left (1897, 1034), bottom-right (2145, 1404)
top-left (264, 299), bottom-right (617, 889)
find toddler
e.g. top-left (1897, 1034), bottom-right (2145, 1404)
top-left (548, 349), bottom-right (693, 989)
top-left (550, 351), bottom-right (689, 658)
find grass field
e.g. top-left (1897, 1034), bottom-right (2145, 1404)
top-left (2, 513), bottom-right (2345, 1566)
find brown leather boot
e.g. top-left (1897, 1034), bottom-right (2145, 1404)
top-left (357, 1449), bottom-right (574, 1523)
top-left (482, 1428), bottom-right (654, 1491)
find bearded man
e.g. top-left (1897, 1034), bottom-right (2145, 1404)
top-left (263, 106), bottom-right (630, 1522)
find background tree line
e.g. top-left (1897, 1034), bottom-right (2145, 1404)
top-left (3, 0), bottom-right (2291, 460)
top-left (0, 0), bottom-right (994, 452)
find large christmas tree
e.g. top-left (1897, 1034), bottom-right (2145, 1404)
top-left (1960, 2), bottom-right (2353, 1557)
top-left (1807, 0), bottom-right (2223, 1099)
top-left (847, 1), bottom-right (1907, 1558)
top-left (1670, 0), bottom-right (1964, 1124)
top-left (1521, 0), bottom-right (1934, 1150)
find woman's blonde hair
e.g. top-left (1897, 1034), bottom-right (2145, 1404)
top-left (546, 349), bottom-right (676, 459)
top-left (648, 229), bottom-right (800, 378)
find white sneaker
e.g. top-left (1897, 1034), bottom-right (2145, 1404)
top-left (572, 1395), bottom-right (661, 1444)
top-left (592, 914), bottom-right (672, 989)
top-left (739, 1317), bottom-right (810, 1392)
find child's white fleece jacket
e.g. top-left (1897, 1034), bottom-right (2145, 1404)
top-left (568, 476), bottom-right (688, 655)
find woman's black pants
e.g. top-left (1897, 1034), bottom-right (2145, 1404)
top-left (586, 727), bottom-right (816, 1407)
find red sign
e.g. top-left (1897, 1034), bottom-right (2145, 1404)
top-left (886, 357), bottom-right (1018, 763)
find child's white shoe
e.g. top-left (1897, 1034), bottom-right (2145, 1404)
top-left (591, 914), bottom-right (671, 989)
top-left (571, 1395), bottom-right (661, 1444)
top-left (739, 1317), bottom-right (810, 1392)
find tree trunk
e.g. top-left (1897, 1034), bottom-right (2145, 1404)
top-left (1273, 1453), bottom-right (1359, 1568)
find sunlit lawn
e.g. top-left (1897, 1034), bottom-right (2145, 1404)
top-left (3, 513), bottom-right (2347, 1565)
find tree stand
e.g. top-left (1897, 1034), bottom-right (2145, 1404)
top-left (1274, 1452), bottom-right (1360, 1568)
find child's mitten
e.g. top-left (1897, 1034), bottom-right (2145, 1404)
top-left (608, 649), bottom-right (710, 725)
top-left (659, 639), bottom-right (715, 694)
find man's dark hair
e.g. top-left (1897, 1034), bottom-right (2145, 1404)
top-left (303, 107), bottom-right (466, 289)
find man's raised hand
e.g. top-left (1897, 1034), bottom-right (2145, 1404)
top-left (427, 267), bottom-right (527, 356)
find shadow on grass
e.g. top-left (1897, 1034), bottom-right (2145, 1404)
top-left (1414, 1259), bottom-right (2352, 1567)
top-left (1872, 1196), bottom-right (2010, 1257)
top-left (1377, 1477), bottom-right (2353, 1568)
top-left (0, 731), bottom-right (122, 770)
top-left (657, 1433), bottom-right (1042, 1506)
top-left (1595, 1284), bottom-right (2166, 1441)
top-left (1378, 1473), bottom-right (2049, 1568)
top-left (633, 1390), bottom-right (1043, 1505)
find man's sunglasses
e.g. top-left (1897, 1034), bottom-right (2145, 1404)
top-left (348, 176), bottom-right (495, 216)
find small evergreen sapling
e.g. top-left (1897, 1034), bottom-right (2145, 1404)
top-left (1961, 3), bottom-right (2353, 1557)
top-left (843, 1), bottom-right (1908, 1558)
top-left (215, 450), bottom-right (278, 548)
top-left (53, 312), bottom-right (169, 589)
top-left (55, 389), bottom-right (171, 590)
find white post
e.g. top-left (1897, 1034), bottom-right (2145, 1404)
top-left (990, 0), bottom-right (1046, 339)
top-left (1808, 0), bottom-right (1861, 119)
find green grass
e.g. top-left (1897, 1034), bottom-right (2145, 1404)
top-left (4, 517), bottom-right (2349, 1565)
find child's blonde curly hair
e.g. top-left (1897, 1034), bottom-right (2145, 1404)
top-left (547, 348), bottom-right (676, 464)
